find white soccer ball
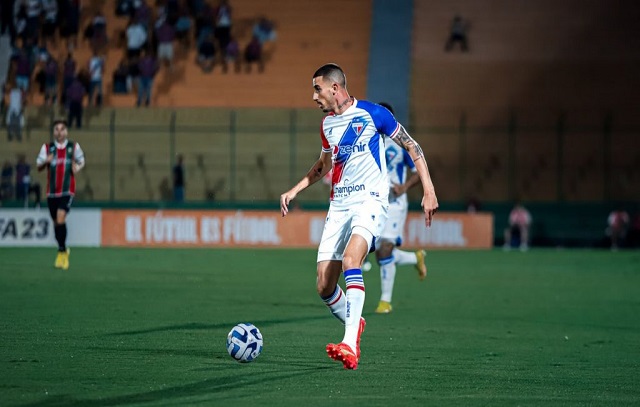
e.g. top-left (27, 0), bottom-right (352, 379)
top-left (226, 323), bottom-right (263, 363)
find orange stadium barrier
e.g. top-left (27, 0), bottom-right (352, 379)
top-left (101, 210), bottom-right (493, 249)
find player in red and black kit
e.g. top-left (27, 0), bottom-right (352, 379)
top-left (36, 119), bottom-right (85, 270)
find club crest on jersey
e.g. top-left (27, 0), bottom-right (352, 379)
top-left (351, 120), bottom-right (366, 136)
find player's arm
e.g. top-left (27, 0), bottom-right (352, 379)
top-left (392, 170), bottom-right (420, 197)
top-left (36, 144), bottom-right (52, 172)
top-left (390, 125), bottom-right (438, 226)
top-left (280, 150), bottom-right (332, 217)
top-left (72, 143), bottom-right (85, 173)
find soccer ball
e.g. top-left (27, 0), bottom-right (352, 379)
top-left (226, 323), bottom-right (263, 363)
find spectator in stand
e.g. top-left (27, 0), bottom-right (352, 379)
top-left (15, 153), bottom-right (41, 207)
top-left (66, 76), bottom-right (85, 128)
top-left (134, 0), bottom-right (152, 30)
top-left (85, 11), bottom-right (108, 53)
top-left (14, 4), bottom-right (28, 44)
top-left (126, 19), bottom-right (148, 59)
top-left (60, 0), bottom-right (81, 51)
top-left (6, 81), bottom-right (25, 142)
top-left (244, 35), bottom-right (263, 73)
top-left (606, 207), bottom-right (630, 250)
top-left (14, 44), bottom-right (32, 92)
top-left (113, 58), bottom-right (130, 93)
top-left (24, 0), bottom-right (43, 43)
top-left (0, 160), bottom-right (13, 203)
top-left (503, 201), bottom-right (532, 251)
top-left (87, 50), bottom-right (105, 106)
top-left (197, 33), bottom-right (216, 73)
top-left (155, 18), bottom-right (176, 70)
top-left (223, 35), bottom-right (240, 73)
top-left (252, 16), bottom-right (277, 44)
top-left (195, 2), bottom-right (214, 47)
top-left (445, 14), bottom-right (470, 52)
top-left (213, 0), bottom-right (232, 51)
top-left (61, 52), bottom-right (76, 104)
top-left (43, 55), bottom-right (59, 106)
top-left (41, 0), bottom-right (58, 47)
top-left (137, 48), bottom-right (158, 107)
top-left (174, 2), bottom-right (192, 48)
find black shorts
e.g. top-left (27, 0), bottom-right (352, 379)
top-left (47, 195), bottom-right (74, 220)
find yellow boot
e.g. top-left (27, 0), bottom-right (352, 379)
top-left (54, 251), bottom-right (64, 268)
top-left (61, 248), bottom-right (70, 270)
top-left (415, 250), bottom-right (427, 280)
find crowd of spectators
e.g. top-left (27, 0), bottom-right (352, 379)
top-left (0, 0), bottom-right (277, 121)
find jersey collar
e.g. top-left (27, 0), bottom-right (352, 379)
top-left (54, 139), bottom-right (69, 149)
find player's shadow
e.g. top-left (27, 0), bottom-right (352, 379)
top-left (18, 367), bottom-right (332, 407)
top-left (105, 314), bottom-right (331, 336)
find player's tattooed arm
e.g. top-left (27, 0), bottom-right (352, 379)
top-left (392, 126), bottom-right (424, 162)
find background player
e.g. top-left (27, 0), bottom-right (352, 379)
top-left (36, 118), bottom-right (85, 270)
top-left (280, 63), bottom-right (438, 370)
top-left (374, 102), bottom-right (428, 314)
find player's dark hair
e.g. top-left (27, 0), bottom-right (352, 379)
top-left (313, 63), bottom-right (347, 88)
top-left (378, 102), bottom-right (395, 115)
top-left (52, 118), bottom-right (68, 128)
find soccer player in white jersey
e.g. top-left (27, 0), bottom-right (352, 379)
top-left (280, 64), bottom-right (438, 370)
top-left (374, 102), bottom-right (428, 314)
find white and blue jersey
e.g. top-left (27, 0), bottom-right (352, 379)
top-left (320, 98), bottom-right (400, 209)
top-left (385, 141), bottom-right (417, 208)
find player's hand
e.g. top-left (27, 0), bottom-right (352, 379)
top-left (421, 192), bottom-right (439, 227)
top-left (280, 190), bottom-right (297, 217)
top-left (391, 183), bottom-right (406, 197)
top-left (72, 163), bottom-right (80, 173)
top-left (46, 154), bottom-right (54, 164)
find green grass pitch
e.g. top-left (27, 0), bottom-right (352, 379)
top-left (1, 248), bottom-right (639, 406)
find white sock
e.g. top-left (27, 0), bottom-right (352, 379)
top-left (342, 268), bottom-right (365, 352)
top-left (378, 255), bottom-right (396, 303)
top-left (321, 285), bottom-right (345, 324)
top-left (393, 248), bottom-right (417, 265)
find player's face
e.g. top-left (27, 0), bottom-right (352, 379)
top-left (53, 124), bottom-right (68, 142)
top-left (312, 76), bottom-right (336, 113)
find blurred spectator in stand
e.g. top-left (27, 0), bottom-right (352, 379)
top-left (222, 35), bottom-right (240, 73)
top-left (14, 3), bottom-right (28, 45)
top-left (14, 44), bottom-right (32, 92)
top-left (174, 3), bottom-right (192, 48)
top-left (252, 16), bottom-right (277, 44)
top-left (445, 14), bottom-right (469, 52)
top-left (466, 197), bottom-right (481, 213)
top-left (0, 160), bottom-right (13, 203)
top-left (0, 0), bottom-right (14, 43)
top-left (137, 48), bottom-right (158, 106)
top-left (134, 0), bottom-right (152, 30)
top-left (195, 2), bottom-right (214, 47)
top-left (60, 0), bottom-right (81, 51)
top-left (85, 11), bottom-right (108, 53)
top-left (61, 52), bottom-right (77, 104)
top-left (503, 201), bottom-right (532, 251)
top-left (66, 76), bottom-right (85, 128)
top-left (15, 154), bottom-right (41, 207)
top-left (155, 18), bottom-right (176, 70)
top-left (173, 154), bottom-right (185, 202)
top-left (112, 58), bottom-right (130, 93)
top-left (6, 81), bottom-right (25, 141)
top-left (244, 35), bottom-right (263, 73)
top-left (197, 33), bottom-right (216, 73)
top-left (126, 19), bottom-right (148, 59)
top-left (213, 0), bottom-right (232, 51)
top-left (87, 50), bottom-right (105, 106)
top-left (43, 54), bottom-right (59, 106)
top-left (24, 0), bottom-right (43, 43)
top-left (41, 0), bottom-right (59, 47)
top-left (606, 207), bottom-right (630, 250)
